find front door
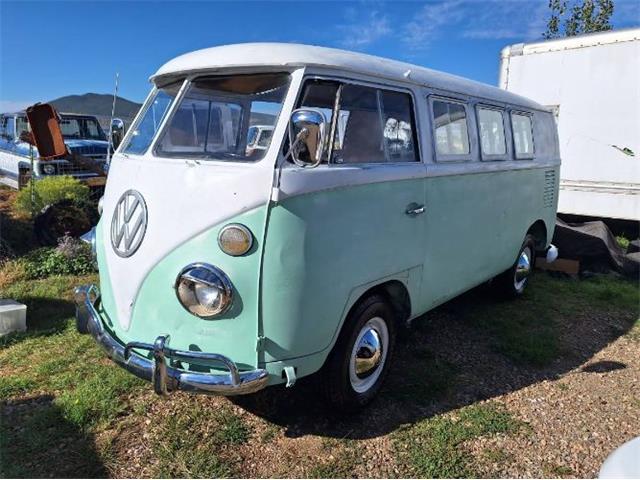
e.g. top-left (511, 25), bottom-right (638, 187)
top-left (260, 79), bottom-right (427, 362)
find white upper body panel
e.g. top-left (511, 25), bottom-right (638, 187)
top-left (152, 42), bottom-right (545, 111)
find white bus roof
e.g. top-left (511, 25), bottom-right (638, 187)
top-left (501, 27), bottom-right (640, 57)
top-left (152, 42), bottom-right (544, 111)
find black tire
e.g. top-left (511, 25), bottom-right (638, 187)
top-left (75, 306), bottom-right (90, 334)
top-left (321, 294), bottom-right (396, 411)
top-left (494, 234), bottom-right (536, 298)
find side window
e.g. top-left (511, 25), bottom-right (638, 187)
top-left (4, 117), bottom-right (15, 141)
top-left (296, 79), bottom-right (339, 162)
top-left (380, 90), bottom-right (418, 162)
top-left (477, 106), bottom-right (506, 158)
top-left (16, 116), bottom-right (30, 138)
top-left (432, 99), bottom-right (470, 158)
top-left (332, 84), bottom-right (384, 164)
top-left (334, 84), bottom-right (418, 164)
top-left (511, 112), bottom-right (534, 159)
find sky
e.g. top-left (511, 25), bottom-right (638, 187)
top-left (1, 0), bottom-right (639, 111)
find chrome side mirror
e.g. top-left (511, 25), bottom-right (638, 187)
top-left (286, 109), bottom-right (326, 168)
top-left (110, 118), bottom-right (125, 149)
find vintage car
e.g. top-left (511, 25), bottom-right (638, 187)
top-left (0, 111), bottom-right (109, 188)
top-left (75, 43), bottom-right (560, 410)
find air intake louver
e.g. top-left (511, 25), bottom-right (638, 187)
top-left (543, 169), bottom-right (556, 208)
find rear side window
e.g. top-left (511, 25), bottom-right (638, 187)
top-left (511, 112), bottom-right (534, 159)
top-left (334, 84), bottom-right (418, 164)
top-left (477, 107), bottom-right (506, 158)
top-left (432, 100), bottom-right (470, 157)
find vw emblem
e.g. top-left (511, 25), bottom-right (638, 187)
top-left (111, 190), bottom-right (148, 258)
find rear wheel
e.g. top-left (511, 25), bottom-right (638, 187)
top-left (322, 294), bottom-right (396, 411)
top-left (494, 234), bottom-right (536, 297)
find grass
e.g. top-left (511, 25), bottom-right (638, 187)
top-left (308, 439), bottom-right (360, 479)
top-left (0, 250), bottom-right (638, 477)
top-left (0, 273), bottom-right (146, 477)
top-left (151, 401), bottom-right (251, 477)
top-left (393, 402), bottom-right (525, 478)
top-left (465, 273), bottom-right (639, 366)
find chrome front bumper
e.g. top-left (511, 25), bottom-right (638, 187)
top-left (73, 284), bottom-right (269, 396)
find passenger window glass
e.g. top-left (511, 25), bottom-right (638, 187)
top-left (477, 107), bottom-right (506, 156)
top-left (333, 84), bottom-right (384, 164)
top-left (511, 113), bottom-right (534, 158)
top-left (16, 117), bottom-right (30, 138)
top-left (432, 100), bottom-right (469, 156)
top-left (380, 90), bottom-right (418, 162)
top-left (333, 85), bottom-right (418, 164)
top-left (296, 80), bottom-right (339, 162)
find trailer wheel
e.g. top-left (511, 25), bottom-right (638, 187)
top-left (494, 234), bottom-right (536, 297)
top-left (321, 294), bottom-right (396, 411)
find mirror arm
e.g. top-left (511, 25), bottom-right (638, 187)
top-left (284, 128), bottom-right (321, 168)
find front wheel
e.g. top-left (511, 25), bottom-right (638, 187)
top-left (321, 294), bottom-right (396, 411)
top-left (493, 234), bottom-right (536, 297)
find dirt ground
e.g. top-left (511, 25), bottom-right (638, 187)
top-left (1, 268), bottom-right (638, 478)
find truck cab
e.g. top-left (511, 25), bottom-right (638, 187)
top-left (0, 111), bottom-right (109, 188)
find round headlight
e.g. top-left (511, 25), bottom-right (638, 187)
top-left (218, 224), bottom-right (253, 256)
top-left (175, 263), bottom-right (233, 318)
top-left (43, 163), bottom-right (56, 175)
top-left (97, 196), bottom-right (104, 216)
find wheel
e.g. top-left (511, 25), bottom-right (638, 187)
top-left (494, 234), bottom-right (536, 297)
top-left (18, 167), bottom-right (31, 190)
top-left (322, 294), bottom-right (396, 411)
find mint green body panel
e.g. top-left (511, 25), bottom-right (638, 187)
top-left (416, 165), bottom-right (558, 312)
top-left (96, 206), bottom-right (269, 371)
top-left (260, 178), bottom-right (426, 364)
top-left (95, 166), bottom-right (557, 387)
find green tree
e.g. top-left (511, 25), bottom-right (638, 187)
top-left (543, 0), bottom-right (614, 39)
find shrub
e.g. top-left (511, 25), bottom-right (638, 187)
top-left (23, 235), bottom-right (95, 279)
top-left (14, 176), bottom-right (89, 216)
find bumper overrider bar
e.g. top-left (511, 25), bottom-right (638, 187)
top-left (73, 284), bottom-right (269, 396)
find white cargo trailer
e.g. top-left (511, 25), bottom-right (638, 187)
top-left (499, 28), bottom-right (639, 221)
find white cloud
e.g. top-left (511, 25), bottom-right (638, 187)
top-left (338, 10), bottom-right (392, 49)
top-left (404, 0), bottom-right (549, 49)
top-left (405, 0), bottom-right (467, 48)
top-left (0, 100), bottom-right (33, 113)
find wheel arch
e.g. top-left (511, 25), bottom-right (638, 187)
top-left (339, 278), bottom-right (412, 337)
top-left (527, 219), bottom-right (548, 251)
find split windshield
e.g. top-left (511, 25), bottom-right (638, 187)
top-left (155, 73), bottom-right (290, 161)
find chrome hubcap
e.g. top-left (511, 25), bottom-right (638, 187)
top-left (514, 246), bottom-right (532, 290)
top-left (349, 317), bottom-right (388, 394)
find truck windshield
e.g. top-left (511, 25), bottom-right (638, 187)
top-left (155, 73), bottom-right (290, 161)
top-left (59, 116), bottom-right (107, 141)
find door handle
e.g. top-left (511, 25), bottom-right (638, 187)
top-left (405, 204), bottom-right (425, 216)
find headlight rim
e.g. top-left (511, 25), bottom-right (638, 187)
top-left (217, 223), bottom-right (253, 257)
top-left (174, 262), bottom-right (233, 319)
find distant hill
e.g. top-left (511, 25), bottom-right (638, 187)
top-left (49, 93), bottom-right (142, 126)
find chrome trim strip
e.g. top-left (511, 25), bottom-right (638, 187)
top-left (73, 284), bottom-right (268, 396)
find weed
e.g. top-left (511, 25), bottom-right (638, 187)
top-left (151, 403), bottom-right (250, 477)
top-left (260, 423), bottom-right (280, 443)
top-left (14, 176), bottom-right (89, 216)
top-left (0, 375), bottom-right (36, 399)
top-left (544, 462), bottom-right (574, 477)
top-left (393, 403), bottom-right (524, 478)
top-left (482, 447), bottom-right (513, 464)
